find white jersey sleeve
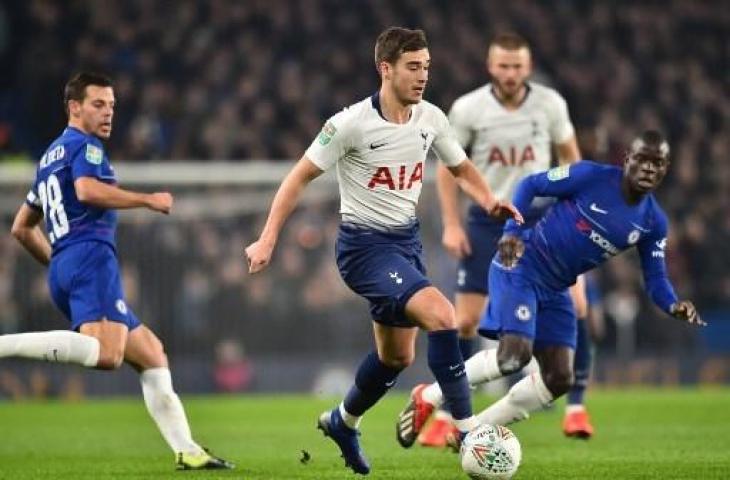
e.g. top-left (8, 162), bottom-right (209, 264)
top-left (430, 106), bottom-right (467, 167)
top-left (305, 108), bottom-right (358, 171)
top-left (447, 98), bottom-right (473, 148)
top-left (544, 90), bottom-right (575, 145)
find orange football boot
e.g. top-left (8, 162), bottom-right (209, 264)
top-left (418, 416), bottom-right (459, 448)
top-left (563, 408), bottom-right (594, 439)
top-left (397, 384), bottom-right (435, 448)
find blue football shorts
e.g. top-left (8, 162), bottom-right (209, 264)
top-left (456, 207), bottom-right (505, 294)
top-left (336, 222), bottom-right (431, 328)
top-left (456, 202), bottom-right (553, 295)
top-left (48, 241), bottom-right (142, 331)
top-left (478, 261), bottom-right (577, 349)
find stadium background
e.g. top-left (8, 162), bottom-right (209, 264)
top-left (0, 0), bottom-right (727, 398)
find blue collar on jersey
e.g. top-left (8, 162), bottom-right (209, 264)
top-left (63, 126), bottom-right (89, 137)
top-left (371, 91), bottom-right (387, 120)
top-left (370, 91), bottom-right (412, 122)
top-left (489, 82), bottom-right (532, 108)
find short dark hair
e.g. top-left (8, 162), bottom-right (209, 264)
top-left (374, 27), bottom-right (428, 71)
top-left (489, 32), bottom-right (530, 51)
top-left (63, 72), bottom-right (113, 115)
top-left (631, 130), bottom-right (670, 157)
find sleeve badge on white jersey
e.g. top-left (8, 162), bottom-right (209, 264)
top-left (317, 121), bottom-right (338, 146)
top-left (85, 144), bottom-right (103, 165)
top-left (547, 165), bottom-right (570, 181)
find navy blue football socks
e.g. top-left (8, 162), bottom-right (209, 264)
top-left (344, 351), bottom-right (402, 416)
top-left (428, 329), bottom-right (472, 421)
top-left (568, 319), bottom-right (592, 405)
top-left (458, 337), bottom-right (475, 362)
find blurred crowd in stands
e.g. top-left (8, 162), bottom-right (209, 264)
top-left (0, 1), bottom-right (727, 368)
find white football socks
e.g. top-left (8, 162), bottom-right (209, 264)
top-left (140, 367), bottom-right (203, 456)
top-left (476, 372), bottom-right (554, 426)
top-left (421, 349), bottom-right (506, 408)
top-left (565, 404), bottom-right (586, 414)
top-left (453, 415), bottom-right (480, 433)
top-left (339, 403), bottom-right (362, 430)
top-left (0, 331), bottom-right (100, 367)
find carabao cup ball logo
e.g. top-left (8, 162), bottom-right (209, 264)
top-left (461, 424), bottom-right (521, 479)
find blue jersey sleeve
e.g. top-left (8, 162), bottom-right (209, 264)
top-left (504, 161), bottom-right (598, 235)
top-left (71, 142), bottom-right (106, 180)
top-left (25, 177), bottom-right (42, 211)
top-left (636, 210), bottom-right (678, 313)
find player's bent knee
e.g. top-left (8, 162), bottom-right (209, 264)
top-left (427, 304), bottom-right (457, 331)
top-left (407, 288), bottom-right (456, 331)
top-left (497, 353), bottom-right (531, 376)
top-left (140, 350), bottom-right (168, 370)
top-left (456, 315), bottom-right (479, 337)
top-left (381, 353), bottom-right (414, 370)
top-left (96, 349), bottom-right (125, 370)
top-left (456, 304), bottom-right (482, 332)
top-left (542, 369), bottom-right (573, 397)
top-left (136, 348), bottom-right (169, 371)
top-left (497, 346), bottom-right (532, 376)
top-left (497, 335), bottom-right (533, 375)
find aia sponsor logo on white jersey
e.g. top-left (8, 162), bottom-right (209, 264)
top-left (448, 82), bottom-right (575, 201)
top-left (306, 96), bottom-right (466, 227)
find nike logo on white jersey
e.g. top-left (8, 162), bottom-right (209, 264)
top-left (370, 141), bottom-right (387, 149)
top-left (589, 203), bottom-right (608, 214)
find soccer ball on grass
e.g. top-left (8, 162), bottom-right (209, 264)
top-left (460, 424), bottom-right (521, 479)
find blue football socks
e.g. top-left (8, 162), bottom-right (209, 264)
top-left (343, 351), bottom-right (403, 416)
top-left (427, 329), bottom-right (472, 421)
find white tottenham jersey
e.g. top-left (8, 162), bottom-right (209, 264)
top-left (306, 94), bottom-right (466, 228)
top-left (448, 82), bottom-right (575, 202)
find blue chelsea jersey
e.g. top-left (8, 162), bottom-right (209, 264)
top-left (503, 161), bottom-right (678, 313)
top-left (25, 127), bottom-right (118, 255)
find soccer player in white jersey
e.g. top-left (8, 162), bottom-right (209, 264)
top-left (413, 32), bottom-right (595, 446)
top-left (245, 27), bottom-right (522, 475)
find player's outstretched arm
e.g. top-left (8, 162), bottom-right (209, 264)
top-left (636, 215), bottom-right (705, 327)
top-left (436, 163), bottom-right (470, 259)
top-left (555, 136), bottom-right (582, 165)
top-left (11, 203), bottom-right (51, 266)
top-left (75, 177), bottom-right (172, 213)
top-left (245, 155), bottom-right (323, 274)
top-left (669, 300), bottom-right (706, 326)
top-left (447, 160), bottom-right (523, 224)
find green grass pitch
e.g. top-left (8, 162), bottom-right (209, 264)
top-left (0, 388), bottom-right (729, 479)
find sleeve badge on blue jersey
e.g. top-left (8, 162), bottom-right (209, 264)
top-left (547, 165), bottom-right (570, 181)
top-left (317, 122), bottom-right (337, 146)
top-left (26, 190), bottom-right (41, 208)
top-left (85, 144), bottom-right (104, 165)
top-left (652, 237), bottom-right (667, 258)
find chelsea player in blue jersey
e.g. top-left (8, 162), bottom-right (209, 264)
top-left (400, 130), bottom-right (704, 438)
top-left (4, 72), bottom-right (233, 470)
